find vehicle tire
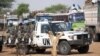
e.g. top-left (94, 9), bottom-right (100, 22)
top-left (93, 36), bottom-right (98, 42)
top-left (36, 49), bottom-right (46, 53)
top-left (93, 34), bottom-right (100, 42)
top-left (78, 45), bottom-right (89, 54)
top-left (87, 27), bottom-right (94, 41)
top-left (0, 46), bottom-right (2, 52)
top-left (58, 41), bottom-right (71, 55)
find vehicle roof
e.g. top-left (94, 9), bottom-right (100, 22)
top-left (51, 21), bottom-right (64, 23)
top-left (37, 21), bottom-right (64, 24)
top-left (28, 19), bottom-right (36, 21)
top-left (36, 13), bottom-right (68, 16)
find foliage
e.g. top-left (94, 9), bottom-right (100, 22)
top-left (45, 4), bottom-right (68, 13)
top-left (72, 20), bottom-right (85, 30)
top-left (0, 0), bottom-right (14, 14)
top-left (0, 0), bottom-right (14, 8)
top-left (16, 3), bottom-right (29, 16)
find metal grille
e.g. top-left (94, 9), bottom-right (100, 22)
top-left (77, 34), bottom-right (88, 39)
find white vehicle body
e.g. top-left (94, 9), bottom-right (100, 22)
top-left (7, 19), bottom-right (19, 26)
top-left (32, 21), bottom-right (90, 48)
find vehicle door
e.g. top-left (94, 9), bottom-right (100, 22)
top-left (37, 24), bottom-right (52, 47)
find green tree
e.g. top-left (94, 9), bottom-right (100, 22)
top-left (16, 3), bottom-right (29, 17)
top-left (0, 0), bottom-right (14, 8)
top-left (0, 0), bottom-right (14, 13)
top-left (45, 4), bottom-right (69, 13)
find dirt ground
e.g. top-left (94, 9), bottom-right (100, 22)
top-left (0, 42), bottom-right (100, 56)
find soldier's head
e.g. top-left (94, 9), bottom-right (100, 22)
top-left (19, 23), bottom-right (23, 26)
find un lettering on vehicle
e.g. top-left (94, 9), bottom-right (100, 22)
top-left (43, 38), bottom-right (50, 45)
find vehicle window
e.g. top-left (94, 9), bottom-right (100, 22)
top-left (31, 21), bottom-right (35, 25)
top-left (51, 22), bottom-right (68, 32)
top-left (41, 24), bottom-right (50, 33)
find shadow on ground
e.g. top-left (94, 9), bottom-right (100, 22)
top-left (9, 50), bottom-right (94, 56)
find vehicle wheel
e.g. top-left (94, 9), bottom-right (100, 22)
top-left (93, 36), bottom-right (99, 42)
top-left (78, 45), bottom-right (89, 54)
top-left (58, 41), bottom-right (71, 55)
top-left (0, 46), bottom-right (2, 52)
top-left (87, 27), bottom-right (94, 41)
top-left (93, 34), bottom-right (100, 42)
top-left (36, 49), bottom-right (46, 53)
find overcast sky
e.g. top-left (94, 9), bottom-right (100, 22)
top-left (12, 0), bottom-right (85, 11)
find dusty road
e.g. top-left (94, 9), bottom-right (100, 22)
top-left (0, 42), bottom-right (100, 56)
